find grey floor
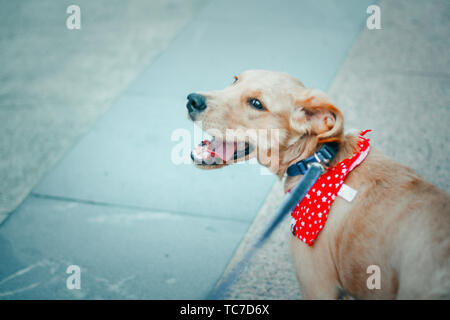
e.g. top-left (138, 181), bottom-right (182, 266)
top-left (0, 0), bottom-right (206, 222)
top-left (0, 0), bottom-right (448, 299)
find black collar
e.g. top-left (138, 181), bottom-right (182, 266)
top-left (286, 143), bottom-right (339, 177)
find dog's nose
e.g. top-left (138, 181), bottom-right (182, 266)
top-left (186, 93), bottom-right (207, 113)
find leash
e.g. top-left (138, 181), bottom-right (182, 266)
top-left (208, 144), bottom-right (337, 299)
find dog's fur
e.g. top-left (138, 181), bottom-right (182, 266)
top-left (189, 70), bottom-right (450, 299)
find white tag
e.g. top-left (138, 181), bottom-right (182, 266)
top-left (338, 184), bottom-right (357, 202)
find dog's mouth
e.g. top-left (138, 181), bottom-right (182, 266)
top-left (191, 136), bottom-right (254, 167)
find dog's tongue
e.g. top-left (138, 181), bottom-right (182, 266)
top-left (210, 139), bottom-right (236, 161)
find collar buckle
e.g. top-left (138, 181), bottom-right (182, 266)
top-left (287, 143), bottom-right (338, 177)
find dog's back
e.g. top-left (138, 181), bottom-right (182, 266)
top-left (331, 147), bottom-right (450, 299)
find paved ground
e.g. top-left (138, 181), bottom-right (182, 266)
top-left (0, 0), bottom-right (206, 223)
top-left (0, 0), bottom-right (448, 299)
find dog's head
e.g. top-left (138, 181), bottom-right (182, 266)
top-left (187, 70), bottom-right (343, 176)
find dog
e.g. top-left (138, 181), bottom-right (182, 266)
top-left (186, 70), bottom-right (450, 299)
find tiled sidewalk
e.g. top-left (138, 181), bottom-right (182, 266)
top-left (0, 0), bottom-right (206, 223)
top-left (1, 0), bottom-right (376, 299)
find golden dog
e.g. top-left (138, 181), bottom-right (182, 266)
top-left (186, 70), bottom-right (450, 299)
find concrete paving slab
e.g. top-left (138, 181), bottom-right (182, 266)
top-left (0, 0), bottom-right (207, 223)
top-left (0, 195), bottom-right (248, 299)
top-left (127, 22), bottom-right (359, 95)
top-left (339, 0), bottom-right (450, 76)
top-left (197, 0), bottom-right (373, 30)
top-left (128, 0), bottom-right (375, 95)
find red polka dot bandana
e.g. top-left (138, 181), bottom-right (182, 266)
top-left (290, 130), bottom-right (371, 246)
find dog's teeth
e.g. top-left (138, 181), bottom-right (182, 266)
top-left (203, 132), bottom-right (213, 141)
top-left (193, 127), bottom-right (214, 145)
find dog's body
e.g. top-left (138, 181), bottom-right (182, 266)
top-left (289, 138), bottom-right (450, 299)
top-left (187, 70), bottom-right (450, 299)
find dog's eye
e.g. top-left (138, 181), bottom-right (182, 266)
top-left (248, 98), bottom-right (266, 111)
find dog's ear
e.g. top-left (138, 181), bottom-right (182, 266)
top-left (290, 89), bottom-right (343, 143)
